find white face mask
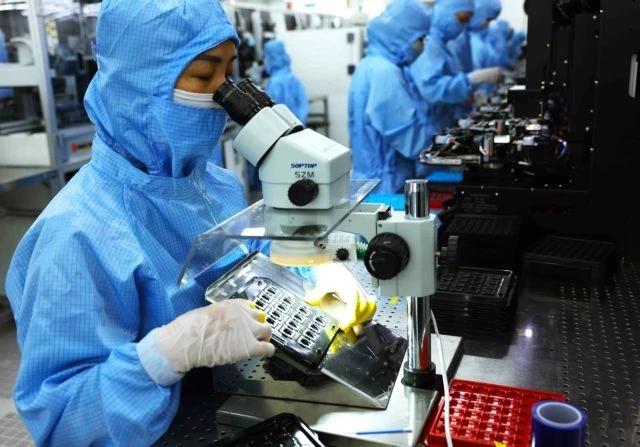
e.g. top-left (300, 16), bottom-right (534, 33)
top-left (172, 88), bottom-right (224, 109)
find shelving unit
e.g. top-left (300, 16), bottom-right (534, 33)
top-left (1, 1), bottom-right (98, 300)
top-left (306, 95), bottom-right (330, 137)
top-left (0, 0), bottom-right (97, 195)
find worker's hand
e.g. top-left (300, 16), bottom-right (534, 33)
top-left (473, 91), bottom-right (488, 106)
top-left (304, 263), bottom-right (376, 331)
top-left (145, 299), bottom-right (275, 380)
top-left (468, 67), bottom-right (505, 85)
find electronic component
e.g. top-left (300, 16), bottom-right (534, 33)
top-left (204, 254), bottom-right (342, 375)
top-left (244, 277), bottom-right (340, 373)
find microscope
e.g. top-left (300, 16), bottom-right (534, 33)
top-left (180, 78), bottom-right (441, 401)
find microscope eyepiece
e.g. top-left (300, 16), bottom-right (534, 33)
top-left (213, 78), bottom-right (275, 125)
top-left (238, 78), bottom-right (275, 109)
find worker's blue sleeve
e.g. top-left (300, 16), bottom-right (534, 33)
top-left (366, 63), bottom-right (431, 160)
top-left (7, 225), bottom-right (179, 446)
top-left (409, 46), bottom-right (473, 105)
top-left (469, 33), bottom-right (501, 96)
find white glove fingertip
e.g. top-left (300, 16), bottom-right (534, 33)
top-left (250, 319), bottom-right (273, 341)
top-left (243, 305), bottom-right (265, 321)
top-left (254, 341), bottom-right (276, 358)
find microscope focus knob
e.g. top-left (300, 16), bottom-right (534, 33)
top-left (364, 233), bottom-right (410, 280)
top-left (288, 179), bottom-right (319, 206)
top-left (335, 248), bottom-right (350, 261)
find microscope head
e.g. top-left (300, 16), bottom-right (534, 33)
top-left (214, 78), bottom-right (352, 210)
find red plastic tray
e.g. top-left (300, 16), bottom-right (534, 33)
top-left (424, 379), bottom-right (565, 447)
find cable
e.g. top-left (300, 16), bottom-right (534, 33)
top-left (431, 310), bottom-right (453, 447)
top-left (356, 241), bottom-right (368, 260)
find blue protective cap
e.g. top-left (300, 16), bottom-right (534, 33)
top-left (432, 0), bottom-right (474, 42)
top-left (366, 0), bottom-right (431, 65)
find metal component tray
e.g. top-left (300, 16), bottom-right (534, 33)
top-left (243, 277), bottom-right (340, 373)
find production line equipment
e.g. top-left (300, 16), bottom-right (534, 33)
top-left (422, 114), bottom-right (573, 189)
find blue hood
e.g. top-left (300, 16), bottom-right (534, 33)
top-left (432, 0), bottom-right (474, 42)
top-left (469, 0), bottom-right (501, 32)
top-left (84, 0), bottom-right (238, 178)
top-left (264, 40), bottom-right (291, 75)
top-left (366, 0), bottom-right (431, 65)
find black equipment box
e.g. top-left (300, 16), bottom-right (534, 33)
top-left (440, 213), bottom-right (523, 270)
top-left (432, 267), bottom-right (518, 338)
top-left (523, 235), bottom-right (616, 287)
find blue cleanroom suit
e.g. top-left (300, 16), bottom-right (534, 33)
top-left (264, 39), bottom-right (309, 124)
top-left (348, 0), bottom-right (432, 194)
top-left (5, 1), bottom-right (251, 445)
top-left (468, 0), bottom-right (503, 70)
top-left (487, 19), bottom-right (514, 69)
top-left (408, 0), bottom-right (475, 139)
top-left (0, 30), bottom-right (14, 99)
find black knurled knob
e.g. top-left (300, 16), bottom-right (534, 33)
top-left (335, 248), bottom-right (350, 261)
top-left (364, 233), bottom-right (410, 280)
top-left (288, 179), bottom-right (319, 207)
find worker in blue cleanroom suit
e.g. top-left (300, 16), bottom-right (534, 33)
top-left (0, 29), bottom-right (14, 100)
top-left (509, 30), bottom-right (527, 63)
top-left (468, 0), bottom-right (503, 71)
top-left (408, 0), bottom-right (504, 136)
top-left (487, 19), bottom-right (515, 69)
top-left (447, 3), bottom-right (476, 73)
top-left (263, 39), bottom-right (309, 124)
top-left (447, 0), bottom-right (503, 111)
top-left (348, 0), bottom-right (432, 194)
top-left (5, 1), bottom-right (275, 445)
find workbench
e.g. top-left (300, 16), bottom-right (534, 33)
top-left (156, 259), bottom-right (640, 447)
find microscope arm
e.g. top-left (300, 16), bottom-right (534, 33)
top-left (335, 203), bottom-right (388, 242)
top-left (336, 182), bottom-right (439, 387)
top-left (335, 203), bottom-right (437, 299)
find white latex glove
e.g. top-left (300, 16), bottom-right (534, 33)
top-left (138, 299), bottom-right (275, 385)
top-left (468, 67), bottom-right (505, 85)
